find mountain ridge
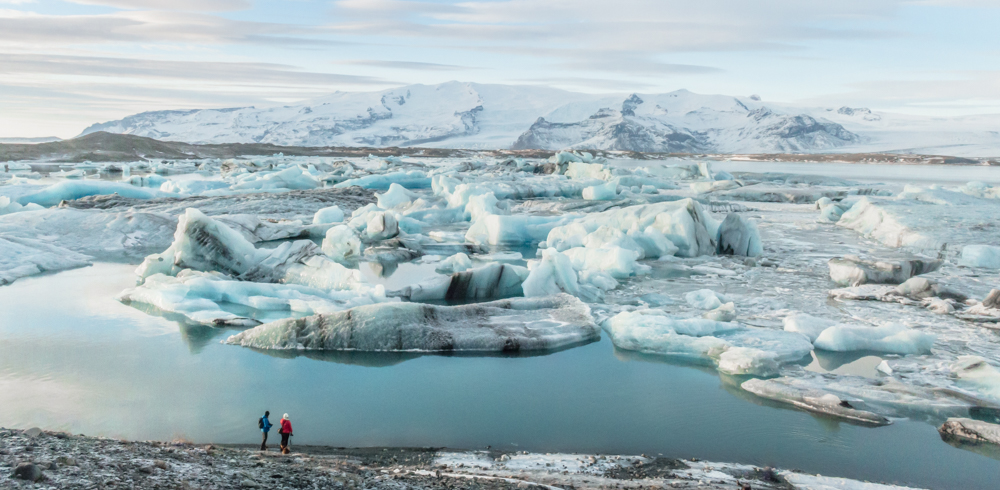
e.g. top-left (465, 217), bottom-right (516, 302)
top-left (79, 82), bottom-right (1000, 156)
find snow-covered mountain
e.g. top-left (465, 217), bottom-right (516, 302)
top-left (80, 82), bottom-right (1000, 155)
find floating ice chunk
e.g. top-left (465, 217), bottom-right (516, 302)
top-left (783, 313), bottom-right (837, 342)
top-left (581, 180), bottom-right (617, 200)
top-left (716, 213), bottom-right (762, 257)
top-left (334, 170), bottom-right (430, 190)
top-left (577, 269), bottom-right (618, 291)
top-left (231, 166), bottom-right (320, 191)
top-left (119, 270), bottom-right (384, 326)
top-left (690, 180), bottom-right (740, 194)
top-left (125, 175), bottom-right (167, 188)
top-left (137, 208), bottom-right (264, 279)
top-left (719, 328), bottom-right (813, 375)
top-left (714, 170), bottom-right (734, 181)
top-left (0, 236), bottom-right (93, 286)
top-left (877, 360), bottom-right (894, 376)
top-left (563, 246), bottom-right (646, 279)
top-left (939, 418), bottom-right (1000, 446)
top-left (135, 209), bottom-right (363, 291)
top-left (312, 205), bottom-right (345, 225)
top-left (393, 262), bottom-right (529, 302)
top-left (741, 378), bottom-right (891, 426)
top-left (717, 347), bottom-right (781, 376)
top-left (582, 226), bottom-right (644, 257)
top-left (951, 356), bottom-right (1000, 402)
top-left (958, 245), bottom-right (1000, 269)
top-left (321, 225), bottom-right (362, 263)
top-left (465, 214), bottom-right (571, 246)
top-left (0, 196), bottom-right (43, 215)
top-left (225, 294), bottom-right (598, 352)
top-left (813, 323), bottom-right (935, 354)
top-left (545, 199), bottom-right (722, 258)
top-left (522, 248), bottom-right (601, 302)
top-left (702, 302), bottom-right (736, 322)
top-left (17, 181), bottom-right (174, 207)
top-left (365, 211), bottom-right (399, 240)
top-left (435, 252), bottom-right (473, 273)
top-left (375, 183), bottom-right (419, 209)
top-left (828, 255), bottom-right (941, 287)
top-left (685, 289), bottom-right (727, 310)
top-left (604, 309), bottom-right (805, 375)
top-left (565, 161), bottom-right (610, 180)
top-left (466, 192), bottom-right (503, 222)
top-left (158, 179), bottom-right (230, 195)
top-left (816, 197), bottom-right (849, 222)
top-left (604, 310), bottom-right (736, 360)
top-left (697, 161), bottom-right (713, 179)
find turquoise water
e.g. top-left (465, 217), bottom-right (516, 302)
top-left (0, 263), bottom-right (997, 489)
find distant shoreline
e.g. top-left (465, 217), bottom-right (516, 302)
top-left (1, 131), bottom-right (995, 165)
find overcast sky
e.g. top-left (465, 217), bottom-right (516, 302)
top-left (1, 0), bottom-right (998, 138)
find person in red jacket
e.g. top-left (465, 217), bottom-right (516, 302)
top-left (278, 413), bottom-right (293, 454)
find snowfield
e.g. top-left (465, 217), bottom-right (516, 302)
top-left (79, 82), bottom-right (1000, 156)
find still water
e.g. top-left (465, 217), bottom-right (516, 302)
top-left (1, 264), bottom-right (997, 489)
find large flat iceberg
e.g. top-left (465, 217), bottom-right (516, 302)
top-left (224, 294), bottom-right (599, 352)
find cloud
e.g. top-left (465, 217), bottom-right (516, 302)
top-left (0, 52), bottom-right (391, 86)
top-left (0, 9), bottom-right (340, 46)
top-left (329, 0), bottom-right (902, 53)
top-left (337, 59), bottom-right (471, 71)
top-left (67, 0), bottom-right (251, 11)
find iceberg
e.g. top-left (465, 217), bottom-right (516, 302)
top-left (224, 294), bottom-right (599, 352)
top-left (544, 199), bottom-right (727, 258)
top-left (951, 356), bottom-right (1000, 402)
top-left (375, 183), bottom-right (419, 209)
top-left (135, 208), bottom-right (362, 291)
top-left (716, 213), bottom-right (762, 257)
top-left (312, 205), bottom-right (345, 225)
top-left (321, 225), bottom-right (362, 263)
top-left (685, 289), bottom-right (727, 310)
top-left (958, 245), bottom-right (1000, 269)
top-left (522, 248), bottom-right (602, 302)
top-left (813, 323), bottom-right (936, 355)
top-left (334, 170), bottom-right (430, 190)
top-left (581, 180), bottom-right (618, 201)
top-left (392, 262), bottom-right (529, 301)
top-left (435, 252), bottom-right (473, 273)
top-left (604, 309), bottom-right (810, 376)
top-left (466, 214), bottom-right (572, 246)
top-left (783, 313), bottom-right (838, 343)
top-left (17, 181), bottom-right (175, 207)
top-left (0, 236), bottom-right (93, 286)
top-left (828, 256), bottom-right (941, 287)
top-left (119, 270), bottom-right (387, 326)
top-left (741, 378), bottom-right (892, 426)
top-left (939, 418), bottom-right (1000, 446)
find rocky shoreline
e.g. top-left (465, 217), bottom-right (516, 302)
top-left (0, 427), bottom-right (925, 489)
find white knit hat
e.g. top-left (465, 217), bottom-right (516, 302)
top-left (282, 413), bottom-right (289, 419)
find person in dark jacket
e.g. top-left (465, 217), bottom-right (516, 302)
top-left (279, 413), bottom-right (293, 454)
top-left (260, 411), bottom-right (273, 451)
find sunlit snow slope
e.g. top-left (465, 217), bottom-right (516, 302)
top-left (80, 82), bottom-right (1000, 155)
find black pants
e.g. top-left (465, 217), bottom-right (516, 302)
top-left (260, 432), bottom-right (268, 450)
top-left (280, 432), bottom-right (290, 447)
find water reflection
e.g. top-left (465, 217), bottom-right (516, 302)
top-left (244, 340), bottom-right (597, 368)
top-left (807, 350), bottom-right (885, 378)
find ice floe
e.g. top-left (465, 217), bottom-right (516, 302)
top-left (224, 294), bottom-right (598, 352)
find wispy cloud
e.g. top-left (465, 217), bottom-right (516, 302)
top-left (336, 59), bottom-right (471, 71)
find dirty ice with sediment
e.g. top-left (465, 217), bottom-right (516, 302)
top-left (5, 147), bottom-right (1000, 487)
